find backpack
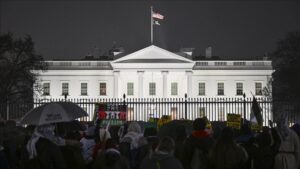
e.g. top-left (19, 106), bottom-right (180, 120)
top-left (190, 147), bottom-right (208, 169)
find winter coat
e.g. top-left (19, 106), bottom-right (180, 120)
top-left (21, 137), bottom-right (66, 169)
top-left (273, 128), bottom-right (300, 169)
top-left (80, 137), bottom-right (96, 164)
top-left (252, 146), bottom-right (275, 169)
top-left (139, 152), bottom-right (184, 169)
top-left (120, 131), bottom-right (143, 150)
top-left (209, 141), bottom-right (248, 169)
top-left (0, 147), bottom-right (10, 169)
top-left (183, 130), bottom-right (214, 169)
top-left (92, 148), bottom-right (130, 169)
top-left (60, 145), bottom-right (85, 169)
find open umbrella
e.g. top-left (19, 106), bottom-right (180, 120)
top-left (20, 102), bottom-right (88, 125)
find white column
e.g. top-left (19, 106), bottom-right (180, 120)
top-left (162, 71), bottom-right (168, 98)
top-left (138, 71), bottom-right (144, 98)
top-left (186, 71), bottom-right (193, 97)
top-left (113, 71), bottom-right (120, 98)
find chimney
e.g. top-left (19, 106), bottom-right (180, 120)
top-left (205, 46), bottom-right (212, 59)
top-left (84, 52), bottom-right (94, 60)
top-left (93, 46), bottom-right (100, 58)
top-left (263, 52), bottom-right (269, 60)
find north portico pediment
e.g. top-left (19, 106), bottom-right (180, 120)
top-left (111, 45), bottom-right (194, 69)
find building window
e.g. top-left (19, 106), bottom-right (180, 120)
top-left (62, 83), bottom-right (69, 95)
top-left (100, 83), bottom-right (107, 96)
top-left (255, 82), bottom-right (262, 95)
top-left (217, 82), bottom-right (224, 96)
top-left (81, 83), bottom-right (88, 96)
top-left (171, 83), bottom-right (178, 96)
top-left (43, 83), bottom-right (50, 96)
top-left (199, 107), bottom-right (206, 117)
top-left (198, 83), bottom-right (205, 96)
top-left (127, 83), bottom-right (134, 96)
top-left (149, 83), bottom-right (156, 96)
top-left (236, 83), bottom-right (243, 95)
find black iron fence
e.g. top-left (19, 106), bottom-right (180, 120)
top-left (0, 96), bottom-right (299, 126)
top-left (0, 97), bottom-right (300, 125)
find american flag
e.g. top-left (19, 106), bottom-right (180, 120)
top-left (152, 12), bottom-right (164, 20)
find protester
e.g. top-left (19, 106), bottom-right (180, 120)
top-left (21, 124), bottom-right (66, 169)
top-left (252, 131), bottom-right (275, 169)
top-left (235, 124), bottom-right (255, 169)
top-left (119, 121), bottom-right (145, 169)
top-left (92, 127), bottom-right (112, 159)
top-left (209, 127), bottom-right (248, 169)
top-left (273, 113), bottom-right (300, 169)
top-left (174, 124), bottom-right (187, 164)
top-left (139, 136), bottom-right (184, 169)
top-left (0, 144), bottom-right (11, 169)
top-left (93, 138), bottom-right (130, 169)
top-left (291, 123), bottom-right (300, 138)
top-left (183, 117), bottom-right (214, 169)
top-left (143, 127), bottom-right (159, 154)
top-left (80, 125), bottom-right (96, 167)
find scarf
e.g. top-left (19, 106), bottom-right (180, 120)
top-left (26, 124), bottom-right (65, 159)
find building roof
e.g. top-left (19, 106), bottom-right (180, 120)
top-left (112, 45), bottom-right (194, 64)
top-left (46, 61), bottom-right (113, 70)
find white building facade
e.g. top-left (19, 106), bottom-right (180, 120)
top-left (35, 45), bottom-right (273, 100)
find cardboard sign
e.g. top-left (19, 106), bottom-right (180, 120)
top-left (227, 114), bottom-right (241, 130)
top-left (94, 103), bottom-right (127, 121)
top-left (251, 123), bottom-right (262, 131)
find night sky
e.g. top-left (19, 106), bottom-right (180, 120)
top-left (0, 0), bottom-right (300, 60)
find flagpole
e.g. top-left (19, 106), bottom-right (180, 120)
top-left (150, 6), bottom-right (153, 45)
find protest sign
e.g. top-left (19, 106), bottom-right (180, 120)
top-left (227, 114), bottom-right (241, 129)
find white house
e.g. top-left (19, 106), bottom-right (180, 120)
top-left (35, 45), bottom-right (273, 100)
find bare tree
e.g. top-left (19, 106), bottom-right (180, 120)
top-left (0, 33), bottom-right (47, 103)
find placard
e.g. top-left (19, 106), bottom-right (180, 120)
top-left (227, 114), bottom-right (241, 130)
top-left (94, 103), bottom-right (127, 121)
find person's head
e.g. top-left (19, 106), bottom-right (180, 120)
top-left (291, 123), bottom-right (300, 137)
top-left (220, 127), bottom-right (234, 144)
top-left (84, 126), bottom-right (95, 139)
top-left (157, 136), bottom-right (175, 154)
top-left (193, 118), bottom-right (207, 131)
top-left (127, 122), bottom-right (142, 133)
top-left (36, 124), bottom-right (56, 138)
top-left (276, 112), bottom-right (288, 128)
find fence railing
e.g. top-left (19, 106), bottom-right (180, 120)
top-left (1, 96), bottom-right (290, 126)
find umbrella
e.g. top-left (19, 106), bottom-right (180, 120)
top-left (20, 102), bottom-right (88, 125)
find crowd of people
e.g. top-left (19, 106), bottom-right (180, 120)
top-left (0, 114), bottom-right (300, 169)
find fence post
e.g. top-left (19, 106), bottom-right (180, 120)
top-left (243, 93), bottom-right (246, 124)
top-left (64, 94), bottom-right (68, 102)
top-left (185, 93), bottom-right (187, 120)
top-left (123, 94), bottom-right (126, 120)
top-left (6, 100), bottom-right (9, 120)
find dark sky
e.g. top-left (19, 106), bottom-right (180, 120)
top-left (0, 0), bottom-right (300, 60)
